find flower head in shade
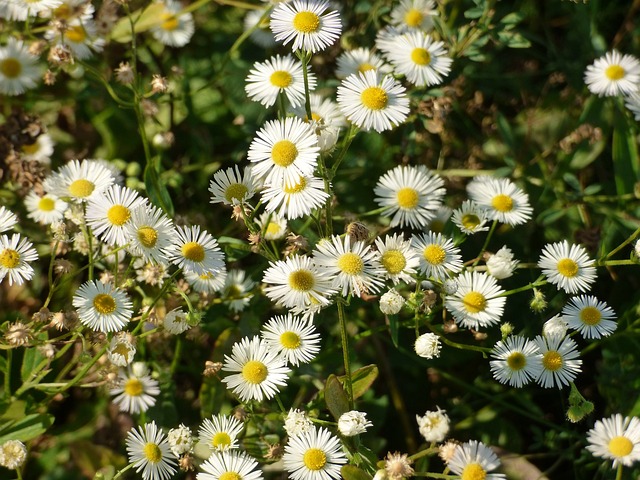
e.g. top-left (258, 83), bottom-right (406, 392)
top-left (537, 240), bottom-right (597, 294)
top-left (289, 93), bottom-right (346, 153)
top-left (486, 246), bottom-right (519, 280)
top-left (489, 335), bottom-right (542, 388)
top-left (151, 0), bottom-right (195, 47)
top-left (451, 200), bottom-right (489, 235)
top-left (257, 212), bottom-right (288, 240)
top-left (416, 407), bottom-right (449, 443)
top-left (72, 280), bottom-right (133, 333)
top-left (221, 336), bottom-right (291, 402)
top-left (586, 414), bottom-right (640, 468)
top-left (126, 421), bottom-right (178, 480)
top-left (261, 174), bottom-right (330, 220)
top-left (562, 295), bottom-right (617, 339)
top-left (166, 225), bottom-right (225, 276)
top-left (163, 308), bottom-right (191, 335)
top-left (0, 233), bottom-right (38, 286)
top-left (44, 159), bottom-right (115, 203)
top-left (283, 426), bottom-right (347, 480)
top-left (223, 269), bottom-right (255, 312)
top-left (110, 363), bottom-right (160, 414)
top-left (414, 332), bottom-right (441, 359)
top-left (533, 334), bottom-right (582, 389)
top-left (584, 50), bottom-right (640, 97)
top-left (126, 204), bottom-right (177, 265)
top-left (444, 271), bottom-right (506, 330)
top-left (335, 47), bottom-right (389, 79)
top-left (337, 70), bottom-right (410, 133)
top-left (0, 207), bottom-right (18, 233)
top-left (45, 18), bottom-right (104, 60)
top-left (285, 409), bottom-right (314, 437)
top-left (448, 441), bottom-right (506, 480)
top-left (467, 176), bottom-right (532, 226)
top-left (20, 132), bottom-right (54, 163)
top-left (411, 232), bottom-right (463, 281)
top-left (185, 267), bottom-right (228, 294)
top-left (0, 38), bottom-right (40, 96)
top-left (542, 314), bottom-right (568, 338)
top-left (0, 440), bottom-right (27, 470)
top-left (374, 233), bottom-right (420, 285)
top-left (338, 411), bottom-right (372, 437)
top-left (270, 0), bottom-right (342, 53)
top-left (25, 192), bottom-right (68, 225)
top-left (246, 54), bottom-right (315, 108)
top-left (199, 450), bottom-right (264, 480)
top-left (261, 314), bottom-right (321, 366)
top-left (198, 414), bottom-right (244, 452)
top-left (209, 165), bottom-right (257, 206)
top-left (389, 0), bottom-right (438, 32)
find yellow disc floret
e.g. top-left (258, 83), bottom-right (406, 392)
top-left (404, 8), bottom-right (423, 27)
top-left (542, 351), bottom-right (563, 371)
top-left (270, 70), bottom-right (293, 88)
top-left (124, 378), bottom-right (143, 397)
top-left (411, 47), bottom-right (431, 66)
top-left (280, 331), bottom-right (301, 349)
top-left (461, 463), bottom-right (487, 480)
top-left (608, 436), bottom-right (633, 457)
top-left (491, 193), bottom-right (514, 212)
top-left (293, 11), bottom-right (320, 33)
top-left (271, 140), bottom-right (299, 167)
top-left (289, 270), bottom-right (315, 291)
top-left (381, 250), bottom-right (407, 275)
top-left (93, 293), bottom-right (116, 314)
top-left (242, 360), bottom-right (268, 384)
top-left (143, 442), bottom-right (162, 463)
top-left (68, 179), bottom-right (95, 198)
top-left (360, 86), bottom-right (388, 110)
top-left (137, 226), bottom-right (159, 248)
top-left (423, 244), bottom-right (446, 265)
top-left (506, 352), bottom-right (526, 371)
top-left (462, 291), bottom-right (487, 314)
top-left (337, 252), bottom-right (364, 275)
top-left (0, 249), bottom-right (20, 269)
top-left (556, 258), bottom-right (579, 278)
top-left (396, 187), bottom-right (419, 209)
top-left (0, 58), bottom-right (21, 79)
top-left (107, 205), bottom-right (131, 226)
top-left (303, 448), bottom-right (327, 471)
top-left (605, 65), bottom-right (625, 81)
top-left (181, 242), bottom-right (205, 262)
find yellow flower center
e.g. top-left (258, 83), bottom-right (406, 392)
top-left (93, 293), bottom-right (116, 314)
top-left (404, 8), bottom-right (423, 27)
top-left (303, 448), bottom-right (327, 471)
top-left (137, 226), bottom-right (158, 248)
top-left (608, 436), bottom-right (633, 457)
top-left (225, 183), bottom-right (248, 203)
top-left (242, 360), bottom-right (268, 384)
top-left (542, 350), bottom-right (563, 371)
top-left (161, 13), bottom-right (179, 31)
top-left (304, 112), bottom-right (322, 123)
top-left (0, 249), bottom-right (20, 269)
top-left (65, 25), bottom-right (87, 43)
top-left (280, 331), bottom-right (301, 349)
top-left (461, 213), bottom-right (480, 230)
top-left (181, 242), bottom-right (205, 262)
top-left (219, 473), bottom-right (241, 480)
top-left (381, 250), bottom-right (407, 274)
top-left (605, 65), bottom-right (625, 81)
top-left (411, 47), bottom-right (431, 66)
top-left (53, 4), bottom-right (72, 19)
top-left (0, 58), bottom-right (22, 79)
top-left (506, 352), bottom-right (526, 371)
top-left (556, 258), bottom-right (579, 278)
top-left (143, 443), bottom-right (162, 463)
top-left (491, 193), bottom-right (514, 212)
top-left (270, 70), bottom-right (293, 88)
top-left (266, 222), bottom-right (281, 236)
top-left (579, 306), bottom-right (602, 325)
top-left (360, 86), bottom-right (388, 110)
top-left (124, 378), bottom-right (143, 396)
top-left (289, 269), bottom-right (315, 291)
top-left (462, 291), bottom-right (487, 314)
top-left (68, 179), bottom-right (95, 198)
top-left (357, 63), bottom-right (376, 73)
top-left (107, 205), bottom-right (131, 226)
top-left (423, 244), bottom-right (446, 265)
top-left (271, 140), bottom-right (299, 167)
top-left (461, 463), bottom-right (487, 480)
top-left (293, 11), bottom-right (320, 33)
top-left (38, 197), bottom-right (55, 212)
top-left (337, 252), bottom-right (364, 275)
top-left (212, 432), bottom-right (232, 448)
top-left (283, 177), bottom-right (307, 194)
top-left (21, 142), bottom-right (40, 154)
top-left (396, 187), bottom-right (419, 209)
top-left (112, 342), bottom-right (131, 358)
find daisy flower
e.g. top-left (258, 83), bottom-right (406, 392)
top-left (198, 450), bottom-right (264, 480)
top-left (261, 174), bottom-right (330, 220)
top-left (166, 225), bottom-right (225, 276)
top-left (0, 206), bottom-right (18, 232)
top-left (0, 440), bottom-right (27, 470)
top-left (25, 192), bottom-right (68, 225)
top-left (10, 0), bottom-right (62, 18)
top-left (0, 233), bottom-right (38, 286)
top-left (448, 440), bottom-right (506, 480)
top-left (451, 200), bottom-right (489, 235)
top-left (20, 132), bottom-right (54, 163)
top-left (467, 176), bottom-right (532, 226)
top-left (198, 414), bottom-right (244, 452)
top-left (562, 295), bottom-right (617, 339)
top-left (110, 363), bottom-right (161, 414)
top-left (257, 212), bottom-right (288, 240)
top-left (414, 332), bottom-right (441, 359)
top-left (283, 426), bottom-right (347, 480)
top-left (445, 271), bottom-right (506, 330)
top-left (374, 233), bottom-right (419, 284)
top-left (537, 240), bottom-right (597, 294)
top-left (0, 38), bottom-right (40, 96)
top-left (486, 246), bottom-right (519, 280)
top-left (263, 255), bottom-right (335, 314)
top-left (245, 7), bottom-right (277, 49)
top-left (313, 235), bottom-right (385, 297)
top-left (151, 0), bottom-right (195, 47)
top-left (411, 232), bottom-right (463, 281)
top-left (45, 18), bottom-right (104, 60)
top-left (586, 414), bottom-right (640, 468)
top-left (223, 269), bottom-right (255, 312)
top-left (209, 165), bottom-right (257, 206)
top-left (126, 204), bottom-right (177, 265)
top-left (337, 70), bottom-right (410, 133)
top-left (374, 165), bottom-right (445, 229)
top-left (163, 308), bottom-right (191, 335)
top-left (72, 280), bottom-right (133, 333)
top-left (389, 0), bottom-right (438, 32)
top-left (533, 334), bottom-right (582, 389)
top-left (415, 407), bottom-right (449, 443)
top-left (43, 159), bottom-right (115, 203)
top-left (107, 333), bottom-right (136, 367)
top-left (221, 336), bottom-right (291, 402)
top-left (338, 411), bottom-right (373, 437)
top-left (289, 93), bottom-right (346, 153)
top-left (248, 117), bottom-right (320, 188)
top-left (584, 50), bottom-right (640, 97)
top-left (261, 314), bottom-right (321, 366)
top-left (335, 47), bottom-right (389, 79)
top-left (246, 54), bottom-right (315, 108)
top-left (185, 267), bottom-right (228, 294)
top-left (270, 0), bottom-right (342, 53)
top-left (489, 335), bottom-right (542, 388)
top-left (126, 421), bottom-right (178, 480)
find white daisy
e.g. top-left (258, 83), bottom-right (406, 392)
top-left (444, 271), bottom-right (506, 330)
top-left (289, 93), bottom-right (346, 153)
top-left (448, 440), bottom-right (506, 480)
top-left (248, 117), bottom-right (320, 188)
top-left (389, 0), bottom-right (438, 32)
top-left (221, 336), bottom-right (291, 402)
top-left (537, 240), bottom-right (597, 294)
top-left (415, 406), bottom-right (449, 443)
top-left (0, 37), bottom-right (40, 96)
top-left (43, 159), bottom-right (115, 203)
top-left (584, 50), bottom-right (640, 97)
top-left (223, 269), bottom-right (255, 312)
top-left (166, 225), bottom-right (225, 276)
top-left (11, 0), bottom-right (62, 18)
top-left (337, 70), bottom-right (410, 133)
top-left (20, 132), bottom-right (54, 163)
top-left (45, 18), bottom-right (105, 60)
top-left (451, 200), bottom-right (489, 235)
top-left (126, 421), bottom-right (178, 480)
top-left (0, 233), bottom-right (38, 286)
top-left (198, 450), bottom-right (264, 480)
top-left (374, 164), bottom-right (446, 229)
top-left (467, 176), bottom-right (532, 226)
top-left (256, 212), bottom-right (288, 240)
top-left (586, 414), bottom-right (640, 468)
top-left (283, 426), bottom-right (347, 480)
top-left (335, 47), bottom-right (389, 79)
top-left (185, 267), bottom-right (228, 294)
top-left (0, 206), bottom-right (18, 232)
top-left (209, 165), bottom-right (257, 206)
top-left (48, 0), bottom-right (96, 22)
top-left (110, 363), bottom-right (161, 414)
top-left (270, 0), bottom-right (342, 53)
top-left (261, 174), bottom-right (330, 220)
top-left (375, 25), bottom-right (407, 56)
top-left (338, 410), bottom-right (372, 437)
top-left (151, 0), bottom-right (195, 47)
top-left (385, 31), bottom-right (452, 87)
top-left (245, 7), bottom-right (277, 49)
top-left (485, 246), bottom-right (519, 280)
top-left (25, 192), bottom-right (68, 225)
top-left (414, 332), bottom-right (441, 359)
top-left (489, 335), bottom-right (542, 388)
top-left (198, 414), bottom-right (244, 452)
top-left (72, 280), bottom-right (133, 333)
top-left (411, 232), bottom-right (463, 281)
top-left (246, 54), bottom-right (315, 109)
top-left (533, 334), bottom-right (582, 389)
top-left (313, 234), bottom-right (385, 297)
top-left (107, 333), bottom-right (136, 367)
top-left (374, 233), bottom-right (419, 284)
top-left (261, 314), bottom-right (321, 366)
top-left (562, 295), bottom-right (617, 339)
top-left (126, 204), bottom-right (177, 265)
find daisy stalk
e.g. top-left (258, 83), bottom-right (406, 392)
top-left (337, 299), bottom-right (355, 409)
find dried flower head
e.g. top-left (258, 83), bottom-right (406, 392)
top-left (203, 360), bottom-right (222, 377)
top-left (115, 61), bottom-right (134, 85)
top-left (384, 452), bottom-right (414, 480)
top-left (151, 74), bottom-right (169, 94)
top-left (5, 322), bottom-right (33, 347)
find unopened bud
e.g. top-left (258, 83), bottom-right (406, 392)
top-left (529, 288), bottom-right (547, 312)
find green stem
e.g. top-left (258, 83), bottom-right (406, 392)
top-left (409, 447), bottom-right (439, 461)
top-left (170, 336), bottom-right (183, 376)
top-left (329, 124), bottom-right (359, 179)
top-left (471, 219), bottom-right (497, 266)
top-left (604, 225), bottom-right (640, 260)
top-left (112, 463), bottom-right (134, 480)
top-left (615, 463), bottom-right (623, 480)
top-left (498, 277), bottom-right (547, 297)
top-left (275, 394), bottom-right (287, 414)
top-left (42, 240), bottom-right (60, 309)
top-left (337, 301), bottom-right (354, 409)
top-left (297, 50), bottom-right (314, 122)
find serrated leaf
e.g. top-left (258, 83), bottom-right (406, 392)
top-left (341, 465), bottom-right (373, 480)
top-left (0, 413), bottom-right (54, 443)
top-left (325, 374), bottom-right (350, 420)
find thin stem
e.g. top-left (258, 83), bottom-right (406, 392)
top-left (275, 394), bottom-right (287, 414)
top-left (170, 336), bottom-right (183, 376)
top-left (297, 50), bottom-right (314, 122)
top-left (337, 301), bottom-right (354, 409)
top-left (112, 463), bottom-right (134, 480)
top-left (471, 219), bottom-right (497, 267)
top-left (42, 240), bottom-right (60, 309)
top-left (604, 225), bottom-right (640, 260)
top-left (4, 349), bottom-right (11, 399)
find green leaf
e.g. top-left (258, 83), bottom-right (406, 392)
top-left (464, 6), bottom-right (484, 19)
top-left (388, 314), bottom-right (399, 348)
top-left (342, 364), bottom-right (379, 400)
top-left (0, 413), bottom-right (54, 443)
top-left (612, 109), bottom-right (640, 195)
top-left (498, 30), bottom-right (531, 48)
top-left (21, 342), bottom-right (48, 383)
top-left (144, 164), bottom-right (174, 216)
top-left (341, 465), bottom-right (373, 480)
top-left (325, 374), bottom-right (350, 420)
top-left (500, 12), bottom-right (524, 25)
top-left (109, 3), bottom-right (168, 43)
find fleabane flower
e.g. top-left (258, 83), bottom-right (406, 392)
top-left (414, 332), bottom-right (441, 359)
top-left (584, 50), bottom-right (640, 97)
top-left (198, 450), bottom-right (264, 480)
top-left (20, 132), bottom-right (54, 163)
top-left (285, 408), bottom-right (314, 437)
top-left (261, 314), bottom-right (321, 366)
top-left (283, 426), bottom-right (347, 480)
top-left (151, 0), bottom-right (195, 47)
top-left (25, 192), bottom-right (68, 225)
top-left (126, 204), bottom-right (177, 265)
top-left (72, 280), bottom-right (133, 332)
top-left (389, 0), bottom-right (438, 32)
top-left (289, 93), bottom-right (346, 153)
top-left (126, 421), bottom-right (178, 480)
top-left (44, 159), bottom-right (115, 204)
top-left (586, 414), bottom-right (640, 468)
top-left (444, 271), bottom-right (506, 330)
top-left (374, 233), bottom-right (419, 284)
top-left (489, 335), bottom-right (542, 388)
top-left (107, 332), bottom-right (136, 367)
top-left (185, 267), bottom-right (228, 294)
top-left (338, 411), bottom-right (372, 437)
top-left (0, 206), bottom-right (18, 233)
top-left (534, 334), bottom-right (582, 389)
top-left (198, 414), bottom-right (244, 452)
top-left (166, 225), bottom-right (225, 276)
top-left (45, 18), bottom-right (104, 60)
top-left (245, 7), bottom-right (277, 49)
top-left (110, 363), bottom-right (161, 414)
top-left (411, 232), bottom-right (463, 281)
top-left (448, 441), bottom-right (506, 480)
top-left (562, 295), bottom-right (617, 339)
top-left (261, 174), bottom-right (330, 220)
top-left (0, 37), bottom-right (41, 96)
top-left (0, 233), bottom-right (38, 286)
top-left (537, 240), bottom-right (597, 294)
top-left (451, 200), bottom-right (489, 235)
top-left (209, 165), bottom-right (257, 206)
top-left (0, 440), bottom-right (27, 470)
top-left (416, 407), bottom-right (449, 443)
top-left (335, 47), bottom-right (389, 79)
top-left (467, 176), bottom-right (532, 226)
top-left (486, 246), bottom-right (519, 280)
top-left (257, 212), bottom-right (288, 240)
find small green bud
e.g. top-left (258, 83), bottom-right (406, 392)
top-left (529, 288), bottom-right (547, 312)
top-left (567, 405), bottom-right (586, 423)
top-left (500, 322), bottom-right (514, 339)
